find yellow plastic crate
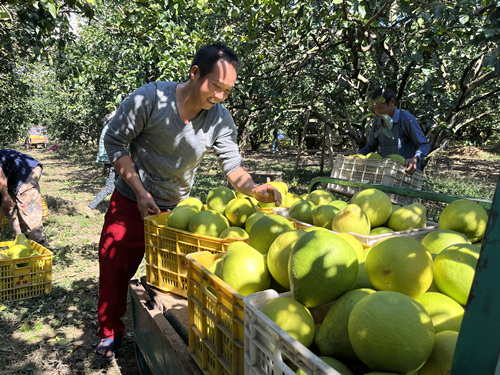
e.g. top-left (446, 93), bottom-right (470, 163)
top-left (0, 241), bottom-right (52, 301)
top-left (1, 197), bottom-right (48, 229)
top-left (186, 251), bottom-right (245, 375)
top-left (144, 212), bottom-right (247, 298)
top-left (329, 155), bottom-right (424, 206)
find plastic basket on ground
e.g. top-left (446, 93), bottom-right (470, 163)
top-left (186, 251), bottom-right (245, 375)
top-left (144, 212), bottom-right (247, 298)
top-left (244, 289), bottom-right (342, 375)
top-left (0, 241), bottom-right (52, 301)
top-left (328, 155), bottom-right (424, 206)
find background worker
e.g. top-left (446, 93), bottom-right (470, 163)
top-left (95, 42), bottom-right (282, 363)
top-left (359, 87), bottom-right (430, 174)
top-left (0, 149), bottom-right (49, 247)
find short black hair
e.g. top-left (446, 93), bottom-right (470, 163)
top-left (191, 42), bottom-right (241, 79)
top-left (371, 87), bottom-right (396, 103)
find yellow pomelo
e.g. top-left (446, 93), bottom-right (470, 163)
top-left (386, 153), bottom-right (406, 163)
top-left (365, 237), bottom-right (433, 298)
top-left (351, 188), bottom-right (392, 228)
top-left (305, 226), bottom-right (330, 232)
top-left (267, 230), bottom-right (307, 290)
top-left (12, 233), bottom-right (32, 252)
top-left (177, 196), bottom-right (204, 211)
top-left (369, 227), bottom-right (394, 235)
top-left (439, 199), bottom-right (488, 243)
top-left (221, 242), bottom-right (271, 295)
top-left (414, 292), bottom-right (464, 333)
top-left (349, 154), bottom-right (366, 159)
top-left (312, 204), bottom-right (341, 228)
top-left (236, 191), bottom-right (259, 206)
top-left (245, 211), bottom-right (268, 233)
top-left (259, 296), bottom-right (315, 347)
top-left (335, 232), bottom-right (365, 262)
top-left (308, 189), bottom-right (335, 206)
top-left (289, 200), bottom-right (316, 224)
top-left (300, 193), bottom-right (310, 200)
top-left (419, 330), bottom-right (458, 375)
top-left (366, 152), bottom-right (383, 159)
top-left (284, 192), bottom-right (303, 208)
top-left (218, 226), bottom-right (249, 239)
top-left (297, 356), bottom-right (354, 375)
top-left (206, 186), bottom-right (236, 213)
top-left (315, 288), bottom-right (376, 361)
top-left (167, 205), bottom-right (199, 231)
top-left (207, 257), bottom-right (224, 278)
top-left (329, 200), bottom-right (348, 210)
top-left (258, 181), bottom-right (287, 208)
top-left (224, 197), bottom-right (256, 227)
top-left (289, 230), bottom-right (359, 308)
top-left (188, 210), bottom-right (230, 237)
top-left (421, 229), bottom-right (471, 256)
top-left (248, 214), bottom-right (294, 254)
top-left (388, 202), bottom-right (427, 231)
top-left (7, 244), bottom-right (30, 259)
top-left (433, 243), bottom-right (480, 305)
top-left (348, 291), bottom-right (435, 374)
top-left (331, 204), bottom-right (371, 236)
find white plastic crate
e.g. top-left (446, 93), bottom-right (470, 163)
top-left (328, 155), bottom-right (424, 206)
top-left (244, 290), bottom-right (342, 375)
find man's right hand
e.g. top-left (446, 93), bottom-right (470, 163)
top-left (136, 191), bottom-right (161, 219)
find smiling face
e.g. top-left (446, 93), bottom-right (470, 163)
top-left (190, 59), bottom-right (237, 110)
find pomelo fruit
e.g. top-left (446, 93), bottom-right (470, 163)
top-left (329, 200), bottom-right (348, 210)
top-left (388, 202), bottom-right (426, 231)
top-left (267, 230), bottom-right (307, 290)
top-left (235, 191), bottom-right (259, 206)
top-left (7, 244), bottom-right (30, 259)
top-left (414, 292), bottom-right (464, 333)
top-left (331, 204), bottom-right (371, 236)
top-left (177, 196), bottom-right (204, 211)
top-left (289, 230), bottom-right (359, 308)
top-left (308, 189), bottom-right (335, 206)
top-left (365, 237), bottom-right (433, 298)
top-left (311, 204), bottom-right (340, 228)
top-left (288, 200), bottom-right (316, 224)
top-left (12, 233), bottom-right (32, 252)
top-left (224, 197), bottom-right (256, 227)
top-left (245, 211), bottom-right (268, 233)
top-left (418, 330), bottom-right (458, 375)
top-left (218, 226), bottom-right (249, 239)
top-left (433, 243), bottom-right (480, 305)
top-left (248, 214), bottom-right (294, 254)
top-left (221, 241), bottom-right (271, 295)
top-left (348, 291), bottom-right (435, 374)
top-left (315, 288), bottom-right (376, 361)
top-left (335, 232), bottom-right (365, 262)
top-left (369, 227), bottom-right (394, 235)
top-left (366, 152), bottom-right (383, 159)
top-left (188, 209), bottom-right (230, 237)
top-left (259, 296), bottom-right (315, 347)
top-left (421, 229), bottom-right (471, 256)
top-left (439, 199), bottom-right (488, 243)
top-left (297, 356), bottom-right (354, 375)
top-left (284, 192), bottom-right (303, 208)
top-left (351, 188), bottom-right (392, 227)
top-left (207, 257), bottom-right (224, 278)
top-left (386, 153), bottom-right (406, 163)
top-left (258, 181), bottom-right (287, 208)
top-left (348, 261), bottom-right (373, 290)
top-left (167, 205), bottom-right (199, 231)
top-left (206, 186), bottom-right (236, 213)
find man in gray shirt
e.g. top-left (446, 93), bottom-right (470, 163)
top-left (95, 42), bottom-right (282, 363)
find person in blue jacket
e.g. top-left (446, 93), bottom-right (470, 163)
top-left (359, 87), bottom-right (430, 174)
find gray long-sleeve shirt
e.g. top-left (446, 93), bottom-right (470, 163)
top-left (104, 81), bottom-right (243, 210)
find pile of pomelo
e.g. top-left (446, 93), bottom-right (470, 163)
top-left (167, 182), bottom-right (489, 374)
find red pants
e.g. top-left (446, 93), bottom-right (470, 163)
top-left (97, 190), bottom-right (146, 339)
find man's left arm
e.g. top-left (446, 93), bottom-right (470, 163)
top-left (0, 167), bottom-right (15, 208)
top-left (227, 167), bottom-right (282, 206)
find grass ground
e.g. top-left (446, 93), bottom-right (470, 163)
top-left (0, 141), bottom-right (499, 374)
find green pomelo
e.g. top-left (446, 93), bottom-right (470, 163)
top-left (248, 214), bottom-right (294, 254)
top-left (366, 152), bottom-right (383, 159)
top-left (386, 153), bottom-right (406, 163)
top-left (245, 211), bottom-right (269, 233)
top-left (331, 204), bottom-right (371, 236)
top-left (284, 192), bottom-right (303, 208)
top-left (167, 205), bottom-right (199, 231)
top-left (207, 257), bottom-right (224, 278)
top-left (348, 261), bottom-right (373, 290)
top-left (388, 202), bottom-right (427, 231)
top-left (308, 189), bottom-right (335, 206)
top-left (297, 356), bottom-right (354, 375)
top-left (439, 199), bottom-right (488, 243)
top-left (351, 188), bottom-right (392, 228)
top-left (289, 230), bottom-right (359, 308)
top-left (369, 227), bottom-right (394, 235)
top-left (177, 196), bottom-right (204, 211)
top-left (315, 288), bottom-right (376, 361)
top-left (221, 242), bottom-right (271, 295)
top-left (206, 186), bottom-right (236, 213)
top-left (260, 296), bottom-right (315, 348)
top-left (289, 200), bottom-right (316, 224)
top-left (188, 210), bottom-right (230, 238)
top-left (312, 204), bottom-right (340, 228)
top-left (414, 292), bottom-right (464, 333)
top-left (421, 229), bottom-right (471, 256)
top-left (348, 291), bottom-right (435, 374)
top-left (13, 233), bottom-right (32, 252)
top-left (267, 230), bottom-right (307, 290)
top-left (433, 243), bottom-right (480, 305)
top-left (7, 244), bottom-right (30, 259)
top-left (224, 197), bottom-right (256, 227)
top-left (418, 331), bottom-right (458, 375)
top-left (329, 200), bottom-right (349, 210)
top-left (218, 226), bottom-right (249, 239)
top-left (335, 232), bottom-right (365, 262)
